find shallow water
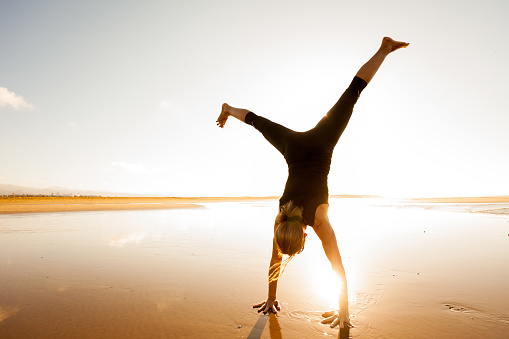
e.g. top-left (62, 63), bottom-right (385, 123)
top-left (0, 198), bottom-right (508, 338)
top-left (387, 200), bottom-right (509, 215)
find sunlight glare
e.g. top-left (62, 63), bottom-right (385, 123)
top-left (303, 228), bottom-right (362, 311)
top-left (304, 238), bottom-right (340, 310)
top-left (108, 232), bottom-right (147, 247)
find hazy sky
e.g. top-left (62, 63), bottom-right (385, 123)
top-left (1, 0), bottom-right (508, 197)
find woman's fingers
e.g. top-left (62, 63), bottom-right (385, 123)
top-left (254, 302), bottom-right (267, 313)
top-left (321, 310), bottom-right (354, 328)
top-left (253, 299), bottom-right (281, 314)
top-left (330, 316), bottom-right (342, 328)
top-left (321, 311), bottom-right (334, 318)
top-left (321, 315), bottom-right (337, 324)
top-left (330, 317), bottom-right (354, 329)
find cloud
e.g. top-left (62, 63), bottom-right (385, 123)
top-left (156, 99), bottom-right (182, 114)
top-left (159, 100), bottom-right (172, 109)
top-left (106, 161), bottom-right (154, 174)
top-left (68, 122), bottom-right (78, 128)
top-left (0, 87), bottom-right (34, 110)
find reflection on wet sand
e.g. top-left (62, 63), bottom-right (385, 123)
top-left (108, 232), bottom-right (147, 247)
top-left (269, 314), bottom-right (283, 339)
top-left (246, 313), bottom-right (351, 339)
top-left (0, 306), bottom-right (19, 323)
top-left (246, 314), bottom-right (284, 339)
top-left (338, 326), bottom-right (351, 339)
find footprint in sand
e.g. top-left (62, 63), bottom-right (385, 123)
top-left (445, 303), bottom-right (509, 326)
top-left (445, 304), bottom-right (469, 313)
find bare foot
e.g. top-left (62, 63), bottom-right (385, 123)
top-left (381, 37), bottom-right (409, 53)
top-left (216, 103), bottom-right (230, 128)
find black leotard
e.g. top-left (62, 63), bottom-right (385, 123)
top-left (245, 76), bottom-right (367, 226)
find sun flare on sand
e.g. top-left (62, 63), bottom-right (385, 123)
top-left (302, 236), bottom-right (362, 311)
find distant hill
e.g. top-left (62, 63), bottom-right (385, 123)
top-left (0, 184), bottom-right (160, 197)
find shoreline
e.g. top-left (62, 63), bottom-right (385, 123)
top-left (2, 195), bottom-right (509, 214)
top-left (0, 196), bottom-right (280, 214)
top-left (408, 196), bottom-right (509, 203)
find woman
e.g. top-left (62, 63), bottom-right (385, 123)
top-left (216, 37), bottom-right (409, 328)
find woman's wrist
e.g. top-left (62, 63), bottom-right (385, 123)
top-left (339, 296), bottom-right (348, 308)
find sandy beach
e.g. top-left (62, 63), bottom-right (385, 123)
top-left (0, 196), bottom-right (278, 214)
top-left (1, 197), bottom-right (508, 338)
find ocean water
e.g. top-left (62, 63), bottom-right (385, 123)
top-left (389, 200), bottom-right (509, 216)
top-left (0, 198), bottom-right (508, 338)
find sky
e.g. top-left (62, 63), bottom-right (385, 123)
top-left (1, 0), bottom-right (508, 198)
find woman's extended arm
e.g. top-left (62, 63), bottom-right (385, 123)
top-left (313, 204), bottom-right (352, 328)
top-left (253, 221), bottom-right (283, 314)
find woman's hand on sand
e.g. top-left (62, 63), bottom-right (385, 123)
top-left (321, 309), bottom-right (354, 328)
top-left (253, 298), bottom-right (281, 314)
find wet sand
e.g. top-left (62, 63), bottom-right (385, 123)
top-left (1, 198), bottom-right (508, 338)
top-left (0, 196), bottom-right (278, 214)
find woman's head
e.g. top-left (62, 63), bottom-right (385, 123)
top-left (269, 201), bottom-right (306, 283)
top-left (274, 201), bottom-right (306, 256)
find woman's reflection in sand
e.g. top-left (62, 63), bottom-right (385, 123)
top-left (268, 314), bottom-right (351, 339)
top-left (338, 326), bottom-right (351, 339)
top-left (268, 314), bottom-right (283, 339)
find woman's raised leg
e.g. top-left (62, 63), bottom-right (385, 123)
top-left (355, 37), bottom-right (409, 84)
top-left (312, 37), bottom-right (409, 148)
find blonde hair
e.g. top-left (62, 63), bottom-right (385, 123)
top-left (269, 201), bottom-right (306, 282)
